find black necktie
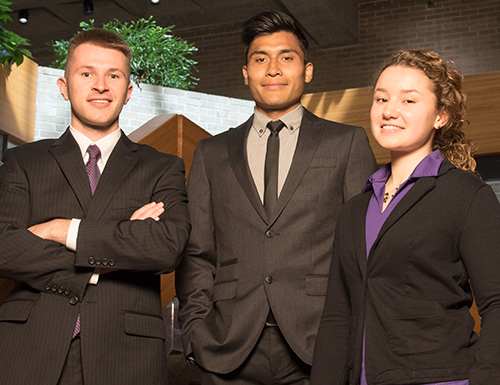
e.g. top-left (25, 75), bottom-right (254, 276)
top-left (264, 120), bottom-right (285, 219)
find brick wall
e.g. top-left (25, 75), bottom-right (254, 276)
top-left (34, 66), bottom-right (254, 141)
top-left (175, 0), bottom-right (500, 99)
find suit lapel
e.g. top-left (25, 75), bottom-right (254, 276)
top-left (368, 176), bottom-right (438, 266)
top-left (86, 133), bottom-right (141, 220)
top-left (352, 192), bottom-right (372, 278)
top-left (270, 109), bottom-right (324, 223)
top-left (49, 129), bottom-right (92, 213)
top-left (227, 117), bottom-right (268, 222)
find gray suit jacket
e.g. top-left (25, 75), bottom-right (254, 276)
top-left (175, 109), bottom-right (377, 374)
top-left (0, 130), bottom-right (190, 385)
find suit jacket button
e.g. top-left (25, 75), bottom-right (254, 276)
top-left (95, 258), bottom-right (102, 266)
top-left (88, 257), bottom-right (94, 265)
top-left (102, 258), bottom-right (108, 266)
top-left (265, 230), bottom-right (274, 238)
top-left (45, 284), bottom-right (51, 291)
top-left (51, 285), bottom-right (58, 292)
top-left (64, 289), bottom-right (71, 296)
top-left (265, 275), bottom-right (273, 284)
top-left (69, 296), bottom-right (79, 305)
top-left (109, 259), bottom-right (115, 267)
top-left (58, 287), bottom-right (64, 294)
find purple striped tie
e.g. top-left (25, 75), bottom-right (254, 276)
top-left (72, 145), bottom-right (101, 338)
top-left (86, 145), bottom-right (101, 195)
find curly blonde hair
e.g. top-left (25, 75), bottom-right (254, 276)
top-left (376, 49), bottom-right (476, 172)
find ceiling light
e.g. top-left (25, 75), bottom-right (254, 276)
top-left (83, 0), bottom-right (94, 14)
top-left (18, 9), bottom-right (29, 24)
top-left (151, 0), bottom-right (160, 4)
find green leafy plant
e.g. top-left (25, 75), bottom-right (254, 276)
top-left (0, 0), bottom-right (32, 66)
top-left (49, 17), bottom-right (199, 90)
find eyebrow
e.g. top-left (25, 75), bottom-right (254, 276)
top-left (76, 65), bottom-right (126, 75)
top-left (249, 48), bottom-right (300, 58)
top-left (374, 87), bottom-right (423, 95)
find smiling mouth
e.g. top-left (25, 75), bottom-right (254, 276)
top-left (381, 124), bottom-right (403, 130)
top-left (88, 99), bottom-right (111, 104)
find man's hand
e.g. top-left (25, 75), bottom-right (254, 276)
top-left (130, 202), bottom-right (164, 221)
top-left (28, 219), bottom-right (71, 245)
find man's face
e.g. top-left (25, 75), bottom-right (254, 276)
top-left (57, 42), bottom-right (133, 140)
top-left (242, 31), bottom-right (313, 120)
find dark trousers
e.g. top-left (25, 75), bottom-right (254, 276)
top-left (57, 336), bottom-right (84, 385)
top-left (200, 326), bottom-right (310, 385)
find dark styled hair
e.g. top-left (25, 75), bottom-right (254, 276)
top-left (66, 28), bottom-right (131, 76)
top-left (375, 48), bottom-right (476, 172)
top-left (241, 11), bottom-right (310, 64)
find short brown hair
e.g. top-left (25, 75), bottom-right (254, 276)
top-left (66, 28), bottom-right (131, 75)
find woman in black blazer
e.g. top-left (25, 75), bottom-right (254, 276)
top-left (311, 49), bottom-right (500, 385)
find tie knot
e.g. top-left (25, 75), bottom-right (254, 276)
top-left (87, 145), bottom-right (101, 161)
top-left (267, 120), bottom-right (285, 136)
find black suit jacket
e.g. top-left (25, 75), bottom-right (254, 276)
top-left (311, 161), bottom-right (500, 385)
top-left (0, 130), bottom-right (190, 385)
top-left (175, 109), bottom-right (377, 374)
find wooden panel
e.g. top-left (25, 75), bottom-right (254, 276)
top-left (130, 114), bottom-right (211, 306)
top-left (0, 58), bottom-right (38, 143)
top-left (462, 72), bottom-right (500, 156)
top-left (302, 71), bottom-right (500, 164)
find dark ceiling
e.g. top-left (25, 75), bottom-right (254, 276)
top-left (4, 0), bottom-right (361, 66)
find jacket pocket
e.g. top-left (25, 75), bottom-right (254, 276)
top-left (0, 299), bottom-right (34, 323)
top-left (305, 275), bottom-right (328, 296)
top-left (215, 258), bottom-right (238, 285)
top-left (213, 281), bottom-right (238, 302)
top-left (124, 311), bottom-right (166, 340)
top-left (385, 303), bottom-right (441, 355)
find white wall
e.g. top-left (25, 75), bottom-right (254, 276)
top-left (34, 66), bottom-right (254, 140)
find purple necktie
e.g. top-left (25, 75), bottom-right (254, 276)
top-left (72, 145), bottom-right (101, 338)
top-left (86, 145), bottom-right (101, 195)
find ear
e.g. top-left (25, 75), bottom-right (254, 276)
top-left (57, 77), bottom-right (69, 101)
top-left (304, 62), bottom-right (314, 84)
top-left (242, 65), bottom-right (249, 86)
top-left (434, 108), bottom-right (449, 130)
top-left (124, 83), bottom-right (133, 105)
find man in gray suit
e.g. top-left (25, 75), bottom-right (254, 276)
top-left (0, 29), bottom-right (190, 384)
top-left (175, 10), bottom-right (377, 385)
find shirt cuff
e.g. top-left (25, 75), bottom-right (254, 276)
top-left (67, 218), bottom-right (99, 285)
top-left (66, 218), bottom-right (80, 251)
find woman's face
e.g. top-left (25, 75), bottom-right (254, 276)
top-left (370, 65), bottom-right (447, 159)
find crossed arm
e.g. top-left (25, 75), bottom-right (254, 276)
top-left (28, 201), bottom-right (165, 245)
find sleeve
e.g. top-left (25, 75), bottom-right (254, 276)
top-left (343, 126), bottom-right (377, 202)
top-left (459, 184), bottom-right (500, 384)
top-left (74, 155), bottom-right (190, 274)
top-left (0, 149), bottom-right (92, 298)
top-left (174, 142), bottom-right (217, 357)
top-left (311, 207), bottom-right (354, 385)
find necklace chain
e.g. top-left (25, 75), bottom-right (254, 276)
top-left (383, 184), bottom-right (401, 203)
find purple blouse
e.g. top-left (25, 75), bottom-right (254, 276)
top-left (360, 150), bottom-right (468, 385)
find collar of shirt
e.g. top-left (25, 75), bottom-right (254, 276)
top-left (364, 149), bottom-right (444, 197)
top-left (69, 126), bottom-right (122, 169)
top-left (252, 104), bottom-right (303, 136)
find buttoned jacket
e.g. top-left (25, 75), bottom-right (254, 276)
top-left (0, 130), bottom-right (190, 385)
top-left (175, 109), bottom-right (377, 374)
